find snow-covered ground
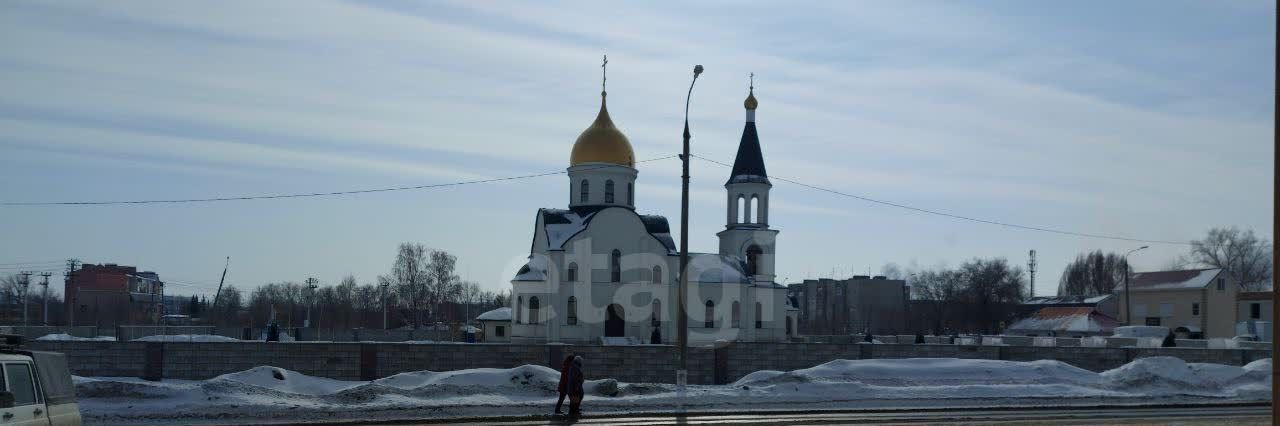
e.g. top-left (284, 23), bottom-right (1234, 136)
top-left (75, 357), bottom-right (1271, 425)
top-left (131, 334), bottom-right (242, 343)
top-left (35, 333), bottom-right (116, 342)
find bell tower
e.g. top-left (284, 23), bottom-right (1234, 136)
top-left (717, 75), bottom-right (778, 285)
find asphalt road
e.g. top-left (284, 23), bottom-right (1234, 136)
top-left (388, 405), bottom-right (1272, 425)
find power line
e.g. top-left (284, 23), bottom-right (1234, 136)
top-left (0, 258), bottom-right (64, 266)
top-left (0, 266), bottom-right (63, 272)
top-left (1, 156), bottom-right (678, 206)
top-left (690, 154), bottom-right (1192, 246)
top-left (0, 151), bottom-right (1194, 246)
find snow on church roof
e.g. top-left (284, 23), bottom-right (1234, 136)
top-left (539, 207), bottom-right (677, 254)
top-left (513, 255), bottom-right (548, 282)
top-left (688, 253), bottom-right (751, 284)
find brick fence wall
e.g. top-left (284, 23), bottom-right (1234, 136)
top-left (29, 341), bottom-right (1271, 385)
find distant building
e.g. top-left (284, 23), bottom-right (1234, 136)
top-left (1114, 268), bottom-right (1236, 339)
top-left (65, 263), bottom-right (164, 328)
top-left (1020, 294), bottom-right (1119, 319)
top-left (476, 307), bottom-right (511, 342)
top-left (1237, 291), bottom-right (1272, 322)
top-left (789, 276), bottom-right (908, 335)
top-left (1005, 306), bottom-right (1118, 337)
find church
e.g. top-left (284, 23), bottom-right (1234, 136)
top-left (507, 67), bottom-right (793, 344)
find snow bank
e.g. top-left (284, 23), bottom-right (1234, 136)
top-left (35, 333), bottom-right (115, 342)
top-left (731, 358), bottom-right (1104, 396)
top-left (73, 357), bottom-right (1271, 424)
top-left (132, 334), bottom-right (241, 342)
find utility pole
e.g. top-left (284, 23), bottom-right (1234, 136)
top-left (305, 278), bottom-right (318, 328)
top-left (38, 273), bottom-right (51, 325)
top-left (64, 259), bottom-right (79, 326)
top-left (1028, 250), bottom-right (1037, 298)
top-left (211, 257), bottom-right (230, 320)
top-left (18, 272), bottom-right (32, 327)
top-left (677, 63), bottom-right (703, 391)
top-left (381, 281), bottom-right (389, 330)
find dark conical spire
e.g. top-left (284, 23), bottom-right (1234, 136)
top-left (728, 77), bottom-right (768, 185)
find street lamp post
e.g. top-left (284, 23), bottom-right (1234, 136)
top-left (677, 64), bottom-right (703, 386)
top-left (1123, 245), bottom-right (1149, 326)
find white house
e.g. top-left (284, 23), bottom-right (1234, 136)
top-left (476, 307), bottom-right (511, 342)
top-left (508, 71), bottom-right (789, 344)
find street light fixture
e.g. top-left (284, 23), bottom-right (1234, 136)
top-left (677, 64), bottom-right (703, 387)
top-left (1123, 245), bottom-right (1149, 326)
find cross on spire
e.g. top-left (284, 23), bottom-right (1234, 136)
top-left (601, 54), bottom-right (608, 95)
top-left (750, 72), bottom-right (754, 91)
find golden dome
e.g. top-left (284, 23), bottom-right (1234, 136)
top-left (744, 88), bottom-right (758, 110)
top-left (570, 93), bottom-right (634, 167)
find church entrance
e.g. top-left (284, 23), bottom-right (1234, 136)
top-left (605, 304), bottom-right (625, 337)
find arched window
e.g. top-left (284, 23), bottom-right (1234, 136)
top-left (737, 195), bottom-right (746, 223)
top-left (755, 302), bottom-right (763, 329)
top-left (652, 265), bottom-right (663, 284)
top-left (755, 194), bottom-right (764, 224)
top-left (651, 299), bottom-right (661, 325)
top-left (731, 301), bottom-right (741, 328)
top-left (627, 182), bottom-right (633, 205)
top-left (567, 296), bottom-right (578, 325)
top-left (580, 180), bottom-right (589, 203)
top-left (605, 180), bottom-right (615, 203)
top-left (751, 194), bottom-right (760, 224)
top-left (747, 195), bottom-right (757, 223)
top-left (567, 262), bottom-right (578, 282)
top-left (746, 245), bottom-right (763, 276)
top-left (704, 300), bottom-right (715, 328)
top-left (528, 296), bottom-right (540, 325)
top-left (610, 249), bottom-right (621, 283)
top-left (516, 296), bottom-right (523, 324)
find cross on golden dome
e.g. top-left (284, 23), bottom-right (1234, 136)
top-left (570, 54), bottom-right (634, 167)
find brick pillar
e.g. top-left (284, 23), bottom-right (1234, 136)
top-left (713, 345), bottom-right (729, 385)
top-left (360, 344), bottom-right (378, 381)
top-left (548, 345), bottom-right (564, 370)
top-left (142, 342), bottom-right (164, 381)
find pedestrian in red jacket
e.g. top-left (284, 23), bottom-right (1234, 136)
top-left (554, 354), bottom-right (574, 414)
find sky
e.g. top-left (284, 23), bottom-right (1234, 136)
top-left (0, 1), bottom-right (1274, 299)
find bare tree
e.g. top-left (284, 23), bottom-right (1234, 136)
top-left (0, 274), bottom-right (30, 323)
top-left (1057, 250), bottom-right (1128, 296)
top-left (959, 258), bottom-right (1026, 334)
top-left (1188, 226), bottom-right (1273, 291)
top-left (384, 243), bottom-right (431, 329)
top-left (909, 269), bottom-right (962, 335)
top-left (426, 250), bottom-right (459, 324)
top-left (908, 258), bottom-right (1026, 335)
top-left (218, 285), bottom-right (243, 326)
top-left (459, 280), bottom-right (482, 324)
top-left (333, 275), bottom-right (358, 329)
top-left (493, 289), bottom-right (510, 308)
top-left (1162, 256), bottom-right (1192, 271)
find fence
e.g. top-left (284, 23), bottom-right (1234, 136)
top-left (0, 326), bottom-right (100, 339)
top-left (28, 340), bottom-right (1271, 385)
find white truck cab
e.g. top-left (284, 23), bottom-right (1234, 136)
top-left (0, 336), bottom-right (80, 426)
